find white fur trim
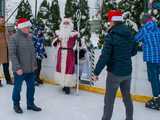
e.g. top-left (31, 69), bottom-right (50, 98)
top-left (54, 72), bottom-right (76, 87)
top-left (54, 38), bottom-right (76, 87)
top-left (111, 16), bottom-right (123, 21)
top-left (17, 21), bottom-right (32, 29)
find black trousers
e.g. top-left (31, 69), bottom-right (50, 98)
top-left (146, 62), bottom-right (160, 97)
top-left (2, 63), bottom-right (11, 82)
top-left (102, 72), bottom-right (133, 120)
top-left (35, 59), bottom-right (42, 82)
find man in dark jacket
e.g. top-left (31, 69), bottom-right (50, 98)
top-left (92, 10), bottom-right (137, 120)
top-left (8, 18), bottom-right (42, 114)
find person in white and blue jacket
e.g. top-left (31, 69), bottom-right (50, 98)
top-left (32, 26), bottom-right (47, 85)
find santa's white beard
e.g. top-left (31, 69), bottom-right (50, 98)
top-left (61, 28), bottom-right (71, 38)
top-left (59, 25), bottom-right (73, 40)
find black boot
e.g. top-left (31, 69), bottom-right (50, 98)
top-left (27, 104), bottom-right (42, 111)
top-left (14, 105), bottom-right (23, 114)
top-left (62, 87), bottom-right (66, 92)
top-left (0, 81), bottom-right (3, 87)
top-left (37, 79), bottom-right (43, 84)
top-left (64, 87), bottom-right (70, 95)
top-left (145, 97), bottom-right (160, 110)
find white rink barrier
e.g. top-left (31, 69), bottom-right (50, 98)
top-left (41, 47), bottom-right (152, 97)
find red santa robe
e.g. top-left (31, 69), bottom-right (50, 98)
top-left (54, 31), bottom-right (78, 87)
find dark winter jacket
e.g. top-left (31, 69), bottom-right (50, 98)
top-left (94, 23), bottom-right (137, 76)
top-left (8, 30), bottom-right (37, 73)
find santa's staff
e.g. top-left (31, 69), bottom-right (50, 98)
top-left (75, 0), bottom-right (81, 95)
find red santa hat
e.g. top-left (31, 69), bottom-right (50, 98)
top-left (106, 10), bottom-right (123, 22)
top-left (16, 18), bottom-right (32, 29)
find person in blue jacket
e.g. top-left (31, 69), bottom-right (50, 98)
top-left (92, 9), bottom-right (137, 120)
top-left (134, 13), bottom-right (160, 110)
top-left (32, 25), bottom-right (47, 86)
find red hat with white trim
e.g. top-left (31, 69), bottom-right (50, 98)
top-left (106, 10), bottom-right (123, 22)
top-left (16, 18), bottom-right (32, 29)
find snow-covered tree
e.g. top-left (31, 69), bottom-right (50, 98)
top-left (118, 0), bottom-right (145, 28)
top-left (16, 0), bottom-right (33, 20)
top-left (79, 0), bottom-right (91, 43)
top-left (49, 0), bottom-right (61, 38)
top-left (123, 11), bottom-right (138, 35)
top-left (65, 0), bottom-right (78, 30)
top-left (65, 0), bottom-right (91, 45)
top-left (37, 0), bottom-right (50, 46)
top-left (148, 0), bottom-right (160, 25)
top-left (98, 0), bottom-right (117, 48)
top-left (118, 0), bottom-right (160, 27)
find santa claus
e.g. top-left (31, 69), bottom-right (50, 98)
top-left (52, 18), bottom-right (78, 94)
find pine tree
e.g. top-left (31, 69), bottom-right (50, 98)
top-left (37, 0), bottom-right (50, 24)
top-left (25, 0), bottom-right (33, 19)
top-left (79, 0), bottom-right (91, 43)
top-left (118, 0), bottom-right (145, 28)
top-left (98, 0), bottom-right (117, 48)
top-left (37, 0), bottom-right (50, 46)
top-left (16, 0), bottom-right (33, 20)
top-left (65, 0), bottom-right (91, 44)
top-left (49, 0), bottom-right (61, 36)
top-left (65, 0), bottom-right (78, 30)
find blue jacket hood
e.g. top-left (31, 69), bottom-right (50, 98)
top-left (143, 21), bottom-right (159, 32)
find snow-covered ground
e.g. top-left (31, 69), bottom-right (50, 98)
top-left (0, 84), bottom-right (159, 120)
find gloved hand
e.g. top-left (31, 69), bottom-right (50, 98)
top-left (44, 53), bottom-right (47, 58)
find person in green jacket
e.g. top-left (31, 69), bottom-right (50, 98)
top-left (92, 10), bottom-right (137, 120)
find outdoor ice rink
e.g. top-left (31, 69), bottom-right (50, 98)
top-left (0, 84), bottom-right (160, 120)
top-left (0, 0), bottom-right (160, 119)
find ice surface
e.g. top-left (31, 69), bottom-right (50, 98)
top-left (0, 84), bottom-right (159, 120)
